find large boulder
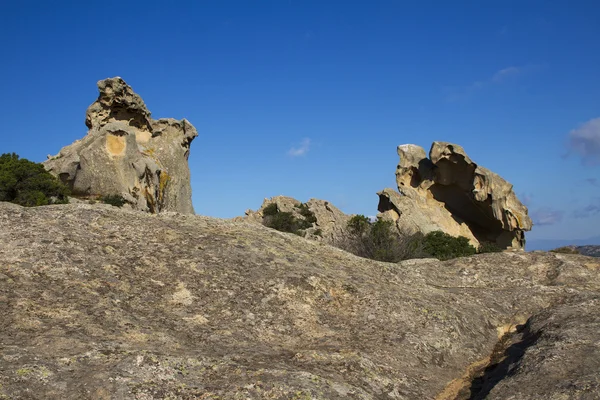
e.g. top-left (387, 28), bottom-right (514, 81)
top-left (378, 142), bottom-right (532, 249)
top-left (44, 77), bottom-right (197, 214)
top-left (0, 202), bottom-right (599, 399)
top-left (240, 195), bottom-right (351, 244)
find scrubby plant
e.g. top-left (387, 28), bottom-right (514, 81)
top-left (100, 194), bottom-right (127, 208)
top-left (265, 211), bottom-right (297, 233)
top-left (337, 215), bottom-right (427, 262)
top-left (262, 202), bottom-right (318, 235)
top-left (0, 153), bottom-right (69, 207)
top-left (347, 214), bottom-right (371, 235)
top-left (422, 231), bottom-right (477, 260)
top-left (296, 203), bottom-right (317, 225)
top-left (478, 242), bottom-right (503, 253)
top-left (262, 203), bottom-right (279, 216)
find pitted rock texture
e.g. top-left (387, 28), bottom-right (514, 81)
top-left (379, 142), bottom-right (532, 250)
top-left (43, 77), bottom-right (197, 214)
top-left (0, 202), bottom-right (599, 399)
top-left (240, 195), bottom-right (351, 244)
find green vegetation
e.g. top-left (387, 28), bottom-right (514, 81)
top-left (550, 246), bottom-right (580, 254)
top-left (262, 203), bottom-right (279, 216)
top-left (262, 202), bottom-right (317, 235)
top-left (338, 215), bottom-right (427, 262)
top-left (339, 215), bottom-right (478, 262)
top-left (0, 153), bottom-right (69, 207)
top-left (478, 241), bottom-right (503, 253)
top-left (422, 231), bottom-right (477, 261)
top-left (100, 194), bottom-right (127, 208)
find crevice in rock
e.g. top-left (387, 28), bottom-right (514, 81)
top-left (462, 319), bottom-right (540, 399)
top-left (436, 317), bottom-right (538, 400)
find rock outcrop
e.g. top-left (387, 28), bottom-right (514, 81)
top-left (378, 142), bottom-right (532, 249)
top-left (241, 195), bottom-right (351, 244)
top-left (0, 202), bottom-right (599, 399)
top-left (43, 77), bottom-right (197, 214)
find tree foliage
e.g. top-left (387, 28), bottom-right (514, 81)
top-left (262, 202), bottom-right (317, 235)
top-left (338, 215), bottom-right (427, 262)
top-left (422, 231), bottom-right (477, 260)
top-left (0, 153), bottom-right (69, 207)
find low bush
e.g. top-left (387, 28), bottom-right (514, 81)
top-left (0, 153), bottom-right (69, 207)
top-left (422, 231), bottom-right (477, 260)
top-left (262, 203), bottom-right (279, 216)
top-left (478, 242), bottom-right (503, 253)
top-left (262, 202), bottom-right (317, 235)
top-left (337, 215), bottom-right (427, 262)
top-left (101, 194), bottom-right (127, 208)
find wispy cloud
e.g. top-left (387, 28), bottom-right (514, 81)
top-left (519, 192), bottom-right (533, 207)
top-left (567, 118), bottom-right (600, 166)
top-left (288, 138), bottom-right (311, 157)
top-left (573, 198), bottom-right (600, 219)
top-left (530, 207), bottom-right (564, 226)
top-left (445, 65), bottom-right (528, 101)
top-left (491, 66), bottom-right (521, 83)
top-left (586, 178), bottom-right (599, 187)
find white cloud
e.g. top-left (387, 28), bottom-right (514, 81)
top-left (445, 66), bottom-right (526, 101)
top-left (491, 66), bottom-right (521, 82)
top-left (288, 138), bottom-right (311, 157)
top-left (567, 118), bottom-right (600, 165)
top-left (530, 207), bottom-right (564, 226)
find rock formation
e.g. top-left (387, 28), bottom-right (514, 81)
top-left (378, 142), bottom-right (532, 249)
top-left (241, 195), bottom-right (351, 244)
top-left (0, 202), bottom-right (599, 399)
top-left (43, 77), bottom-right (197, 214)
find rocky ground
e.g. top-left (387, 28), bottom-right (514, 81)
top-left (1, 202), bottom-right (599, 399)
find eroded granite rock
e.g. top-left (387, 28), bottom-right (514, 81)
top-left (379, 142), bottom-right (532, 250)
top-left (43, 77), bottom-right (197, 214)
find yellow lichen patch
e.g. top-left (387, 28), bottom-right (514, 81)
top-left (171, 282), bottom-right (194, 306)
top-left (135, 130), bottom-right (152, 144)
top-left (106, 133), bottom-right (126, 156)
top-left (183, 314), bottom-right (209, 325)
top-left (158, 171), bottom-right (171, 204)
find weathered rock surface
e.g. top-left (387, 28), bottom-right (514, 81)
top-left (0, 202), bottom-right (599, 399)
top-left (241, 195), bottom-right (351, 243)
top-left (43, 77), bottom-right (197, 214)
top-left (379, 142), bottom-right (532, 250)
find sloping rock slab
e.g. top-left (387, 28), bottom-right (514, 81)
top-left (0, 203), bottom-right (598, 399)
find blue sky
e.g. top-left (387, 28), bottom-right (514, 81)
top-left (1, 1), bottom-right (599, 247)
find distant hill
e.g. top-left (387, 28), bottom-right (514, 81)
top-left (577, 245), bottom-right (600, 257)
top-left (527, 236), bottom-right (600, 251)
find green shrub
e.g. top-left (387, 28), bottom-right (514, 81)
top-left (0, 153), bottom-right (69, 207)
top-left (337, 216), bottom-right (427, 262)
top-left (314, 229), bottom-right (323, 237)
top-left (347, 214), bottom-right (371, 235)
top-left (264, 211), bottom-right (297, 233)
top-left (101, 194), bottom-right (127, 208)
top-left (262, 202), bottom-right (317, 235)
top-left (423, 231), bottom-right (477, 260)
top-left (478, 242), bottom-right (503, 253)
top-left (550, 246), bottom-right (579, 254)
top-left (296, 203), bottom-right (317, 224)
top-left (263, 203), bottom-right (279, 216)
